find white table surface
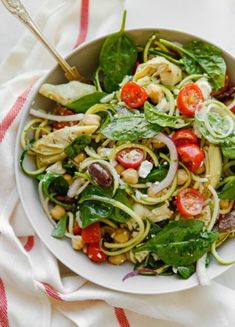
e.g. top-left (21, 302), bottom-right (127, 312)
top-left (0, 0), bottom-right (44, 63)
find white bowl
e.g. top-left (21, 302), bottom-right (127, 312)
top-left (15, 29), bottom-right (235, 294)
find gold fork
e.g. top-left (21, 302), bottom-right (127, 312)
top-left (1, 0), bottom-right (86, 81)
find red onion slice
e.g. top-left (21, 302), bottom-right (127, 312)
top-left (30, 108), bottom-right (84, 122)
top-left (150, 133), bottom-right (178, 194)
top-left (122, 268), bottom-right (158, 282)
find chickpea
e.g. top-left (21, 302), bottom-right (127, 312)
top-left (152, 140), bottom-right (165, 149)
top-left (80, 114), bottom-right (101, 126)
top-left (177, 169), bottom-right (188, 185)
top-left (108, 254), bottom-right (127, 265)
top-left (71, 237), bottom-right (85, 251)
top-left (115, 164), bottom-right (125, 175)
top-left (220, 199), bottom-right (230, 210)
top-left (121, 168), bottom-right (139, 184)
top-left (63, 174), bottom-right (73, 185)
top-left (194, 164), bottom-right (205, 175)
top-left (73, 152), bottom-right (86, 165)
top-left (112, 228), bottom-right (130, 243)
top-left (50, 205), bottom-right (66, 220)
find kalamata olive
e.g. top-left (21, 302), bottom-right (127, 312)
top-left (217, 211), bottom-right (235, 233)
top-left (88, 163), bottom-right (113, 188)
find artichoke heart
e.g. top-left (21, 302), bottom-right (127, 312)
top-left (134, 56), bottom-right (182, 86)
top-left (31, 125), bottom-right (98, 165)
top-left (39, 81), bottom-right (96, 106)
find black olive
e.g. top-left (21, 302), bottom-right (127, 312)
top-left (88, 163), bottom-right (113, 188)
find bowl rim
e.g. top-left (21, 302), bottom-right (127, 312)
top-left (14, 27), bottom-right (235, 294)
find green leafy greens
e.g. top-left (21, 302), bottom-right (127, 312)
top-left (99, 11), bottom-right (137, 92)
top-left (64, 135), bottom-right (91, 159)
top-left (101, 115), bottom-right (161, 141)
top-left (144, 101), bottom-right (189, 128)
top-left (66, 92), bottom-right (106, 113)
top-left (135, 220), bottom-right (218, 266)
top-left (219, 177), bottom-right (235, 200)
top-left (79, 186), bottom-right (131, 228)
top-left (159, 39), bottom-right (226, 90)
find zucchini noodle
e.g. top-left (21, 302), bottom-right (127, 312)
top-left (177, 74), bottom-right (207, 89)
top-left (133, 176), bottom-right (177, 205)
top-left (207, 185), bottom-right (220, 231)
top-left (143, 34), bottom-right (156, 62)
top-left (157, 85), bottom-right (175, 115)
top-left (211, 241), bottom-right (235, 265)
top-left (219, 200), bottom-right (234, 215)
top-left (21, 118), bottom-right (43, 149)
top-left (223, 160), bottom-right (235, 177)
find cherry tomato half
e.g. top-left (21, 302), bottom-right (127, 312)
top-left (87, 242), bottom-right (107, 263)
top-left (121, 81), bottom-right (148, 108)
top-left (177, 83), bottom-right (204, 116)
top-left (116, 148), bottom-right (145, 169)
top-left (172, 128), bottom-right (198, 146)
top-left (176, 188), bottom-right (203, 217)
top-left (81, 222), bottom-right (101, 244)
top-left (177, 144), bottom-right (204, 173)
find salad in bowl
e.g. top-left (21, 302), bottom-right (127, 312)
top-left (19, 13), bottom-right (235, 286)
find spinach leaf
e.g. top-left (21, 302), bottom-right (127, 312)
top-left (182, 41), bottom-right (226, 90)
top-left (64, 135), bottom-right (91, 159)
top-left (80, 185), bottom-right (111, 198)
top-left (159, 39), bottom-right (226, 90)
top-left (139, 165), bottom-right (168, 183)
top-left (101, 115), bottom-right (161, 141)
top-left (222, 144), bottom-right (235, 159)
top-left (62, 160), bottom-right (77, 175)
top-left (113, 189), bottom-right (132, 223)
top-left (99, 11), bottom-right (137, 92)
top-left (42, 173), bottom-right (69, 196)
top-left (51, 214), bottom-right (68, 239)
top-left (144, 101), bottom-right (188, 128)
top-left (66, 92), bottom-right (106, 113)
top-left (79, 185), bottom-right (112, 228)
top-left (135, 220), bottom-right (218, 266)
top-left (80, 201), bottom-right (113, 228)
top-left (79, 186), bottom-right (131, 227)
top-left (176, 265), bottom-right (195, 279)
top-left (219, 177), bottom-right (235, 200)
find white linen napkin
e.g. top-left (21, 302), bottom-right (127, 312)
top-left (1, 0), bottom-right (235, 326)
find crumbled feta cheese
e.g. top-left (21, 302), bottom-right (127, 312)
top-left (138, 160), bottom-right (153, 178)
top-left (157, 97), bottom-right (169, 112)
top-left (195, 78), bottom-right (212, 99)
top-left (46, 161), bottom-right (66, 174)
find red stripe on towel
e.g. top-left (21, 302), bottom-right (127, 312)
top-left (114, 307), bottom-right (131, 327)
top-left (0, 82), bottom-right (35, 143)
top-left (42, 282), bottom-right (64, 301)
top-left (0, 279), bottom-right (9, 327)
top-left (73, 0), bottom-right (89, 48)
top-left (23, 236), bottom-right (35, 252)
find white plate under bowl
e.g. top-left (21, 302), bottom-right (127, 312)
top-left (15, 28), bottom-right (235, 294)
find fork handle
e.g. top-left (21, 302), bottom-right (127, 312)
top-left (1, 0), bottom-right (83, 81)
